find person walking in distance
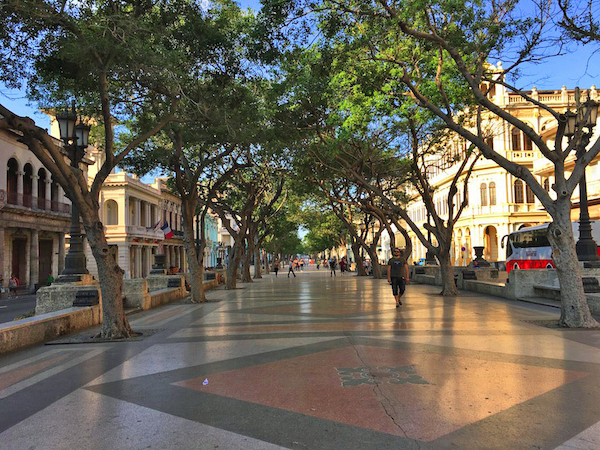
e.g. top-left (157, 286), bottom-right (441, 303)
top-left (273, 259), bottom-right (280, 277)
top-left (288, 258), bottom-right (296, 278)
top-left (388, 248), bottom-right (409, 307)
top-left (329, 257), bottom-right (337, 277)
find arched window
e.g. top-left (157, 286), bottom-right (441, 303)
top-left (511, 128), bottom-right (521, 151)
top-left (7, 158), bottom-right (19, 204)
top-left (524, 134), bottom-right (533, 151)
top-left (105, 200), bottom-right (119, 225)
top-left (489, 182), bottom-right (496, 205)
top-left (37, 168), bottom-right (47, 199)
top-left (543, 178), bottom-right (550, 192)
top-left (526, 185), bottom-right (535, 203)
top-left (514, 179), bottom-right (524, 203)
top-left (480, 183), bottom-right (488, 206)
top-left (23, 163), bottom-right (33, 207)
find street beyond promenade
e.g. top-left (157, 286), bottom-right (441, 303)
top-left (1, 268), bottom-right (600, 449)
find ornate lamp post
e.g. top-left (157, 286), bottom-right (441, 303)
top-left (56, 102), bottom-right (91, 282)
top-left (564, 97), bottom-right (600, 265)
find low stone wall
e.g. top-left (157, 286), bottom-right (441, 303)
top-left (463, 280), bottom-right (507, 298)
top-left (0, 306), bottom-right (102, 355)
top-left (146, 274), bottom-right (185, 292)
top-left (123, 278), bottom-right (151, 310)
top-left (36, 284), bottom-right (102, 315)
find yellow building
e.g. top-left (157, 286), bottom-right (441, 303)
top-left (406, 79), bottom-right (599, 265)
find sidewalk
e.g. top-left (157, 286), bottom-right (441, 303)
top-left (1, 270), bottom-right (600, 449)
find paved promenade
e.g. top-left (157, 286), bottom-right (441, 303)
top-left (1, 269), bottom-right (600, 449)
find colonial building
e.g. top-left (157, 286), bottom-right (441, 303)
top-left (405, 78), bottom-right (599, 264)
top-left (0, 128), bottom-right (73, 291)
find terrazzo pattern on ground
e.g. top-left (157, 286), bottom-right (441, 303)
top-left (1, 268), bottom-right (600, 449)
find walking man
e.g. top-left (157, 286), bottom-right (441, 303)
top-left (273, 259), bottom-right (280, 277)
top-left (387, 248), bottom-right (409, 307)
top-left (288, 258), bottom-right (296, 278)
top-left (329, 257), bottom-right (337, 277)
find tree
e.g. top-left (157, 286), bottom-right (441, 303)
top-left (0, 0), bottom-right (192, 338)
top-left (300, 0), bottom-right (600, 326)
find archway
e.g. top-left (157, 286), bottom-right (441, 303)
top-left (465, 228), bottom-right (471, 265)
top-left (484, 226), bottom-right (498, 261)
top-left (7, 158), bottom-right (19, 204)
top-left (105, 200), bottom-right (119, 225)
top-left (23, 163), bottom-right (33, 207)
top-left (38, 168), bottom-right (47, 209)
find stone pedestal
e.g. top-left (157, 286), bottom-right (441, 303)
top-left (150, 254), bottom-right (166, 275)
top-left (36, 280), bottom-right (101, 315)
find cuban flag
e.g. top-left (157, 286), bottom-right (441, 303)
top-left (161, 221), bottom-right (173, 239)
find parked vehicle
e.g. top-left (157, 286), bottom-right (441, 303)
top-left (501, 222), bottom-right (600, 273)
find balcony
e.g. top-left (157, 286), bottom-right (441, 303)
top-left (126, 225), bottom-right (165, 240)
top-left (470, 203), bottom-right (542, 216)
top-left (2, 190), bottom-right (71, 215)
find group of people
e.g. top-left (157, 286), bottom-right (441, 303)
top-left (272, 249), bottom-right (410, 309)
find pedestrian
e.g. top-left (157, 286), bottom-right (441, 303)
top-left (273, 259), bottom-right (280, 277)
top-left (299, 259), bottom-right (304, 271)
top-left (288, 259), bottom-right (296, 278)
top-left (316, 261), bottom-right (320, 270)
top-left (387, 248), bottom-right (409, 307)
top-left (339, 257), bottom-right (347, 275)
top-left (9, 274), bottom-right (19, 297)
top-left (329, 257), bottom-right (337, 277)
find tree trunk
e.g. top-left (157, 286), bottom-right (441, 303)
top-left (253, 246), bottom-right (262, 279)
top-left (437, 247), bottom-right (458, 296)
top-left (226, 241), bottom-right (243, 289)
top-left (85, 220), bottom-right (133, 339)
top-left (242, 243), bottom-right (253, 283)
top-left (182, 207), bottom-right (205, 303)
top-left (264, 250), bottom-right (270, 274)
top-left (365, 244), bottom-right (383, 279)
top-left (548, 200), bottom-right (599, 328)
top-left (352, 242), bottom-right (367, 276)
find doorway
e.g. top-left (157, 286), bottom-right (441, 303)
top-left (11, 238), bottom-right (27, 283)
top-left (39, 240), bottom-right (53, 283)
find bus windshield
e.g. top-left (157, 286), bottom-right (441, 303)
top-left (509, 228), bottom-right (550, 248)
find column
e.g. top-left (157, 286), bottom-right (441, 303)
top-left (135, 198), bottom-right (141, 226)
top-left (0, 227), bottom-right (4, 288)
top-left (135, 246), bottom-right (142, 278)
top-left (58, 233), bottom-right (66, 274)
top-left (45, 179), bottom-right (51, 210)
top-left (165, 245), bottom-right (170, 269)
top-left (16, 170), bottom-right (24, 205)
top-left (29, 229), bottom-right (39, 291)
top-left (31, 175), bottom-right (38, 208)
top-left (124, 195), bottom-right (130, 227)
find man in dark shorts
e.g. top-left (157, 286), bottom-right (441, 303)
top-left (387, 248), bottom-right (409, 307)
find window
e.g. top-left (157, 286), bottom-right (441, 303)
top-left (485, 137), bottom-right (494, 151)
top-left (526, 185), bottom-right (535, 203)
top-left (105, 200), bottom-right (119, 225)
top-left (489, 182), bottom-right (496, 205)
top-left (480, 183), bottom-right (488, 206)
top-left (511, 128), bottom-right (521, 151)
top-left (524, 134), bottom-right (533, 151)
top-left (543, 179), bottom-right (550, 192)
top-left (514, 179), bottom-right (524, 203)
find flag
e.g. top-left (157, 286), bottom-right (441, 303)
top-left (161, 221), bottom-right (173, 239)
top-left (152, 220), bottom-right (162, 231)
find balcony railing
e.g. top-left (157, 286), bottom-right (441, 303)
top-left (3, 190), bottom-right (70, 214)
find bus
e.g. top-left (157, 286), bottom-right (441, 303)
top-left (502, 222), bottom-right (600, 273)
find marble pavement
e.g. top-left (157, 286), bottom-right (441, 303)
top-left (1, 268), bottom-right (600, 449)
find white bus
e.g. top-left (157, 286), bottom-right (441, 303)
top-left (501, 222), bottom-right (600, 273)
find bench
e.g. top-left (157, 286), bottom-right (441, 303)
top-left (204, 272), bottom-right (216, 281)
top-left (414, 267), bottom-right (426, 275)
top-left (167, 278), bottom-right (181, 288)
top-left (73, 289), bottom-right (100, 307)
top-left (462, 270), bottom-right (477, 280)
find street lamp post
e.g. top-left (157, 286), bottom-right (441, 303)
top-left (56, 102), bottom-right (91, 282)
top-left (425, 210), bottom-right (437, 265)
top-left (564, 97), bottom-right (600, 265)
